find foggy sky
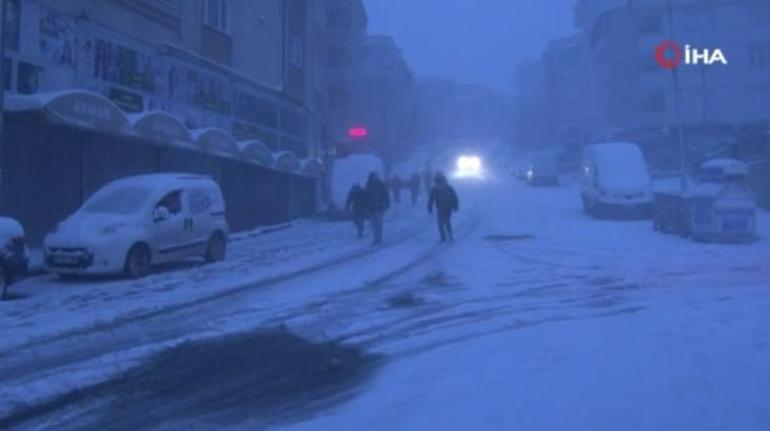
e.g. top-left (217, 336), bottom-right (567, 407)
top-left (363, 0), bottom-right (576, 92)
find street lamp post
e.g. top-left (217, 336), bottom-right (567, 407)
top-left (666, 0), bottom-right (688, 190)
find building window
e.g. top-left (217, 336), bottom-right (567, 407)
top-left (749, 46), bottom-right (770, 69)
top-left (637, 10), bottom-right (663, 34)
top-left (203, 0), bottom-right (229, 33)
top-left (289, 36), bottom-right (304, 69)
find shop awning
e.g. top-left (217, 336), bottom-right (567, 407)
top-left (128, 111), bottom-right (192, 145)
top-left (5, 90), bottom-right (129, 134)
top-left (191, 127), bottom-right (239, 157)
top-left (273, 151), bottom-right (300, 172)
top-left (238, 140), bottom-right (274, 166)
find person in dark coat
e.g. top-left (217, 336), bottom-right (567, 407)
top-left (409, 172), bottom-right (421, 205)
top-left (345, 183), bottom-right (368, 238)
top-left (365, 172), bottom-right (390, 245)
top-left (428, 171), bottom-right (459, 243)
top-left (389, 175), bottom-right (403, 204)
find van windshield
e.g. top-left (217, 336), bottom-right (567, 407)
top-left (596, 149), bottom-right (650, 186)
top-left (82, 186), bottom-right (153, 215)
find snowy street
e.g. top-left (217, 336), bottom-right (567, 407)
top-left (1, 173), bottom-right (769, 430)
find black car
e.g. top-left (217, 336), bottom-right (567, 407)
top-left (1, 217), bottom-right (29, 300)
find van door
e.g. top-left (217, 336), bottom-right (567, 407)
top-left (150, 189), bottom-right (190, 262)
top-left (186, 186), bottom-right (216, 255)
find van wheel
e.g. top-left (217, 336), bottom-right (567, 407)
top-left (125, 244), bottom-right (151, 279)
top-left (205, 233), bottom-right (226, 263)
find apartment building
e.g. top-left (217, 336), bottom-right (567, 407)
top-left (3, 0), bottom-right (326, 158)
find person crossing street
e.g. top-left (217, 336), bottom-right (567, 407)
top-left (365, 172), bottom-right (390, 245)
top-left (345, 183), bottom-right (368, 238)
top-left (427, 171), bottom-right (459, 243)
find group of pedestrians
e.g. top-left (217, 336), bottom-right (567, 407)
top-left (345, 168), bottom-right (459, 245)
top-left (387, 173), bottom-right (422, 205)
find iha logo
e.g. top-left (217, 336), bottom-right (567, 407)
top-left (654, 40), bottom-right (728, 69)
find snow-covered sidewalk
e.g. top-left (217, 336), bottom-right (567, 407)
top-left (0, 204), bottom-right (430, 352)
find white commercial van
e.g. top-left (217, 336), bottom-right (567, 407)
top-left (44, 174), bottom-right (229, 278)
top-left (581, 142), bottom-right (653, 217)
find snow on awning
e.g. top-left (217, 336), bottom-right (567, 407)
top-left (237, 140), bottom-right (274, 166)
top-left (273, 151), bottom-right (301, 172)
top-left (301, 158), bottom-right (323, 177)
top-left (5, 90), bottom-right (129, 134)
top-left (191, 128), bottom-right (239, 157)
top-left (128, 111), bottom-right (192, 146)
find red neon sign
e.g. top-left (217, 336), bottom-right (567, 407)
top-left (348, 127), bottom-right (369, 139)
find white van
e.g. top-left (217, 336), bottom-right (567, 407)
top-left (44, 174), bottom-right (229, 278)
top-left (581, 142), bottom-right (653, 217)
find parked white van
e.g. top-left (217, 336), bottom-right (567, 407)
top-left (44, 174), bottom-right (229, 278)
top-left (581, 142), bottom-right (653, 217)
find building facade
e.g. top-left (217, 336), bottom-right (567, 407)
top-left (518, 0), bottom-right (770, 171)
top-left (3, 0), bottom-right (326, 159)
top-left (350, 34), bottom-right (417, 162)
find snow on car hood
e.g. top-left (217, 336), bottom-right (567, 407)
top-left (46, 213), bottom-right (136, 245)
top-left (0, 217), bottom-right (24, 244)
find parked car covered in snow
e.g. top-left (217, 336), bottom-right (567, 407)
top-left (690, 159), bottom-right (757, 242)
top-left (44, 174), bottom-right (229, 278)
top-left (526, 151), bottom-right (559, 186)
top-left (0, 217), bottom-right (29, 299)
top-left (581, 142), bottom-right (653, 217)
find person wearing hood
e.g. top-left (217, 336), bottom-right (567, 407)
top-left (428, 171), bottom-right (459, 243)
top-left (345, 183), bottom-right (368, 238)
top-left (365, 172), bottom-right (390, 245)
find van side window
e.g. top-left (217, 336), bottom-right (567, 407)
top-left (188, 188), bottom-right (213, 215)
top-left (157, 190), bottom-right (183, 215)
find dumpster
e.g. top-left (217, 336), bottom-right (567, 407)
top-left (690, 159), bottom-right (757, 243)
top-left (652, 159), bottom-right (757, 243)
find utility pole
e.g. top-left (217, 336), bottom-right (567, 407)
top-left (0, 0), bottom-right (6, 190)
top-left (666, 0), bottom-right (688, 190)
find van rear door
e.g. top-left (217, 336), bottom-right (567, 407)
top-left (186, 185), bottom-right (220, 254)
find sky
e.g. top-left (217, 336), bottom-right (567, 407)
top-left (363, 0), bottom-right (577, 93)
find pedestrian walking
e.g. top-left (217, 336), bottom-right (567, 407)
top-left (345, 183), bottom-right (368, 238)
top-left (389, 175), bottom-right (403, 204)
top-left (409, 172), bottom-right (421, 205)
top-left (428, 171), bottom-right (459, 243)
top-left (365, 172), bottom-right (390, 245)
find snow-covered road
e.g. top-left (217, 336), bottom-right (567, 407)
top-left (2, 172), bottom-right (769, 430)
